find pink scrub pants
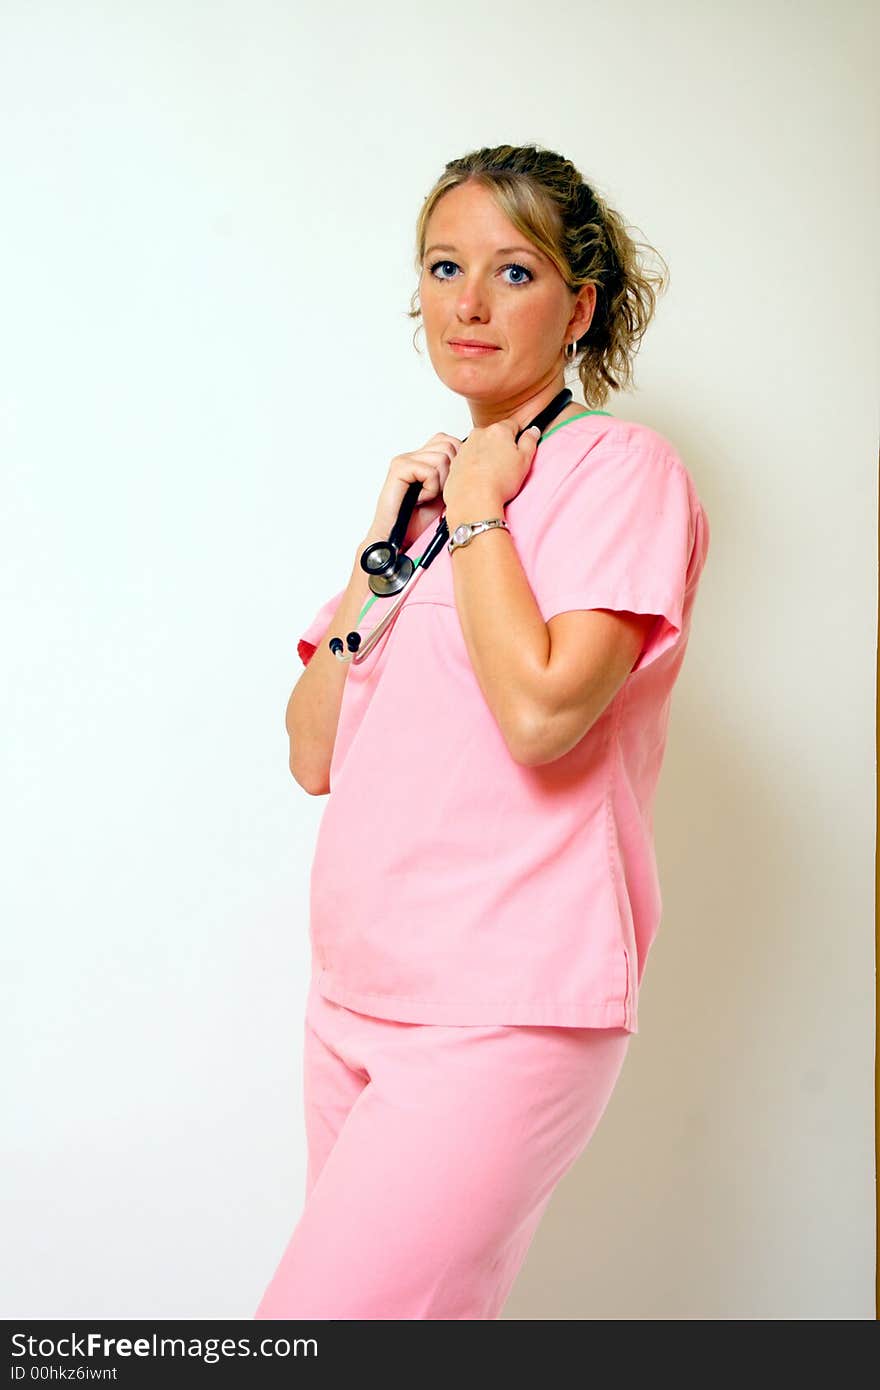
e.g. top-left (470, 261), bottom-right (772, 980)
top-left (253, 971), bottom-right (630, 1321)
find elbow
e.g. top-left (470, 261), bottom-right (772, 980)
top-left (507, 702), bottom-right (594, 768)
top-left (296, 773), bottom-right (330, 796)
top-left (291, 765), bottom-right (330, 796)
top-left (505, 704), bottom-right (559, 768)
top-left (288, 747), bottom-right (331, 796)
top-left (286, 707), bottom-right (332, 794)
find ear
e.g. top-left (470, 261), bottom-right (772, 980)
top-left (569, 282), bottom-right (597, 339)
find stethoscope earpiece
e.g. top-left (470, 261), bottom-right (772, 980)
top-left (328, 633), bottom-right (362, 656)
top-left (330, 388), bottom-right (574, 662)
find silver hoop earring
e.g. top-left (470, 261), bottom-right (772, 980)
top-left (564, 339), bottom-right (577, 362)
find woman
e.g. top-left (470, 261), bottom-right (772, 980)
top-left (255, 143), bottom-right (710, 1320)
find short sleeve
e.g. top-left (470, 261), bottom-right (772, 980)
top-left (530, 442), bottom-right (697, 674)
top-left (296, 585), bottom-right (347, 667)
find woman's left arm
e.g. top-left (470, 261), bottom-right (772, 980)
top-left (445, 490), bottom-right (653, 767)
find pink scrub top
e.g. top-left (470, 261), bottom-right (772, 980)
top-left (295, 411), bottom-right (711, 1031)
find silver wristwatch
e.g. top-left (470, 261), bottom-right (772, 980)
top-left (447, 518), bottom-right (509, 554)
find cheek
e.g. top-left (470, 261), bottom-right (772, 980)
top-left (419, 281), bottom-right (444, 330)
top-left (506, 296), bottom-right (561, 351)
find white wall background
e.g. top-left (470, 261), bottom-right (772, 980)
top-left (2, 0), bottom-right (876, 1320)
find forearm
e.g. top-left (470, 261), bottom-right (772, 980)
top-left (446, 492), bottom-right (554, 764)
top-left (286, 532), bottom-right (386, 793)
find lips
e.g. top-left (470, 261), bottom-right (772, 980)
top-left (447, 340), bottom-right (500, 354)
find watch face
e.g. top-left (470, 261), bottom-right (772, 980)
top-left (452, 524), bottom-right (470, 545)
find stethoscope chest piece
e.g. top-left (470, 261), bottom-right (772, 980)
top-left (360, 540), bottom-right (415, 596)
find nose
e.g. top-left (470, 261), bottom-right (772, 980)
top-left (454, 279), bottom-right (491, 322)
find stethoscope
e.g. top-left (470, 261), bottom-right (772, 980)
top-left (328, 387), bottom-right (576, 663)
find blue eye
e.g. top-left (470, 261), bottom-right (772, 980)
top-left (501, 263), bottom-right (533, 285)
top-left (427, 260), bottom-right (534, 286)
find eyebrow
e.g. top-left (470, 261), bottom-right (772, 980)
top-left (424, 243), bottom-right (543, 261)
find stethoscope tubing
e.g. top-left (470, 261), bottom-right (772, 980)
top-left (347, 555), bottom-right (431, 662)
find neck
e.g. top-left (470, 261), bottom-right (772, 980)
top-left (467, 375), bottom-right (572, 432)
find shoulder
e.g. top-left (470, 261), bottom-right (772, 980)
top-left (548, 414), bottom-right (696, 495)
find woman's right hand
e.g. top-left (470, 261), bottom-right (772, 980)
top-left (365, 433), bottom-right (462, 552)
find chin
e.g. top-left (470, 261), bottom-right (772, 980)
top-left (438, 369), bottom-right (511, 399)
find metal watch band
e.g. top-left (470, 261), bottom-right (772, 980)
top-left (447, 518), bottom-right (509, 554)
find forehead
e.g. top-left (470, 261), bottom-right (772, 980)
top-left (424, 182), bottom-right (546, 261)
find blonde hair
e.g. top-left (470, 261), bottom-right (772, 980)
top-left (407, 143), bottom-right (669, 409)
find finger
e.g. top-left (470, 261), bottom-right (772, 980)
top-left (518, 424), bottom-right (542, 456)
top-left (402, 462), bottom-right (444, 502)
top-left (413, 446), bottom-right (459, 470)
top-left (422, 434), bottom-right (462, 454)
top-left (423, 468), bottom-right (444, 500)
top-left (389, 459), bottom-right (437, 497)
top-left (409, 478), bottom-right (441, 506)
